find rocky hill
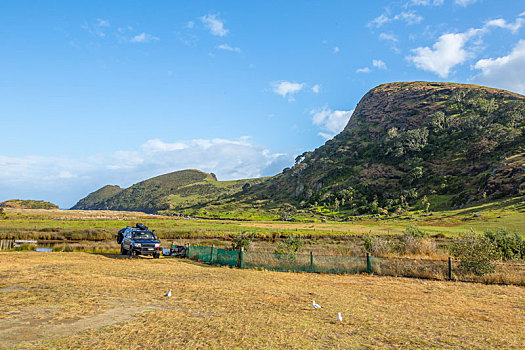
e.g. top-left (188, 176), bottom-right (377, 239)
top-left (0, 199), bottom-right (59, 210)
top-left (233, 81), bottom-right (525, 213)
top-left (71, 169), bottom-right (267, 213)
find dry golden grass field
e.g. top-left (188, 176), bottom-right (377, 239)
top-left (1, 252), bottom-right (524, 349)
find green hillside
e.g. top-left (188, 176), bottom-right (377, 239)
top-left (71, 185), bottom-right (123, 210)
top-left (71, 169), bottom-right (268, 213)
top-left (223, 81), bottom-right (525, 215)
top-left (0, 199), bottom-right (59, 210)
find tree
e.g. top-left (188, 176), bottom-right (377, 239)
top-left (275, 235), bottom-right (304, 262)
top-left (278, 203), bottom-right (297, 221)
top-left (404, 128), bottom-right (429, 152)
top-left (451, 232), bottom-right (500, 276)
top-left (421, 196), bottom-right (430, 213)
top-left (484, 228), bottom-right (524, 261)
top-left (466, 138), bottom-right (497, 160)
top-left (230, 232), bottom-right (255, 251)
top-left (429, 111), bottom-right (447, 131)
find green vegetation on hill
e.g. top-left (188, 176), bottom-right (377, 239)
top-left (71, 169), bottom-right (267, 213)
top-left (232, 81), bottom-right (525, 216)
top-left (0, 199), bottom-right (59, 210)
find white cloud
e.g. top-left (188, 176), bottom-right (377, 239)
top-left (312, 84), bottom-right (320, 93)
top-left (368, 11), bottom-right (422, 28)
top-left (356, 67), bottom-right (371, 73)
top-left (217, 44), bottom-right (241, 53)
top-left (454, 0), bottom-right (478, 6)
top-left (485, 18), bottom-right (524, 34)
top-left (394, 11), bottom-right (423, 25)
top-left (473, 39), bottom-right (525, 94)
top-left (333, 46), bottom-right (340, 53)
top-left (83, 18), bottom-right (110, 37)
top-left (271, 81), bottom-right (305, 99)
top-left (369, 14), bottom-right (390, 28)
top-left (130, 33), bottom-right (159, 43)
top-left (373, 59), bottom-right (387, 70)
top-left (407, 13), bottom-right (524, 78)
top-left (411, 0), bottom-right (444, 5)
top-left (97, 19), bottom-right (110, 27)
top-left (201, 14), bottom-right (228, 36)
top-left (407, 30), bottom-right (479, 77)
top-left (142, 139), bottom-right (187, 152)
top-left (379, 32), bottom-right (400, 53)
top-left (58, 171), bottom-right (77, 179)
top-left (0, 137), bottom-right (293, 208)
top-left (186, 21), bottom-right (195, 29)
top-left (311, 107), bottom-right (354, 139)
top-left (379, 32), bottom-right (398, 42)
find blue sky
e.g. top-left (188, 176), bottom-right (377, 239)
top-left (1, 0), bottom-right (524, 208)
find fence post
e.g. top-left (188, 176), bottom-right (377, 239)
top-left (186, 244), bottom-right (190, 259)
top-left (448, 257), bottom-right (452, 280)
top-left (210, 245), bottom-right (214, 264)
top-left (366, 253), bottom-right (371, 274)
top-left (238, 247), bottom-right (244, 269)
top-left (310, 251), bottom-right (314, 270)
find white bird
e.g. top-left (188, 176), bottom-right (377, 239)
top-left (337, 312), bottom-right (343, 323)
top-left (165, 289), bottom-right (172, 297)
top-left (312, 300), bottom-right (322, 309)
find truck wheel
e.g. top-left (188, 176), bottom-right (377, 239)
top-left (120, 245), bottom-right (128, 255)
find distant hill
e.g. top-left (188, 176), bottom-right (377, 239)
top-left (0, 199), bottom-right (59, 210)
top-left (71, 169), bottom-right (267, 213)
top-left (71, 185), bottom-right (123, 210)
top-left (231, 81), bottom-right (525, 213)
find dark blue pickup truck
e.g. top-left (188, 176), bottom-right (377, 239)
top-left (117, 223), bottom-right (161, 258)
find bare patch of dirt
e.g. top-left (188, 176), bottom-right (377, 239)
top-left (0, 304), bottom-right (163, 348)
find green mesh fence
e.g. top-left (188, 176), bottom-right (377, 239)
top-left (185, 246), bottom-right (525, 285)
top-left (243, 251), bottom-right (313, 272)
top-left (187, 246), bottom-right (214, 263)
top-left (243, 252), bottom-right (367, 274)
top-left (370, 256), bottom-right (449, 280)
top-left (215, 249), bottom-right (239, 267)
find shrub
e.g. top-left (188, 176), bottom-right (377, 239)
top-left (230, 232), bottom-right (255, 251)
top-left (278, 204), bottom-right (297, 221)
top-left (451, 232), bottom-right (500, 276)
top-left (275, 235), bottom-right (304, 262)
top-left (404, 225), bottom-right (427, 238)
top-left (363, 235), bottom-right (391, 256)
top-left (484, 228), bottom-right (524, 261)
top-left (396, 225), bottom-right (435, 256)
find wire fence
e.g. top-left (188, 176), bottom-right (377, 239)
top-left (184, 246), bottom-right (525, 285)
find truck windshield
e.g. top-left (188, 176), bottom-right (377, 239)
top-left (132, 232), bottom-right (155, 241)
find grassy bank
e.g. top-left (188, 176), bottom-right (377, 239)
top-left (0, 198), bottom-right (524, 244)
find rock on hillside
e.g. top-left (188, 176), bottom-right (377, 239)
top-left (240, 81), bottom-right (525, 213)
top-left (0, 199), bottom-right (59, 210)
